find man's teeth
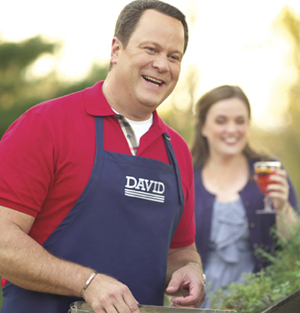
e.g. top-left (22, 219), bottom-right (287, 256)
top-left (144, 76), bottom-right (163, 86)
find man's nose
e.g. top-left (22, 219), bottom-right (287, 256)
top-left (152, 54), bottom-right (169, 72)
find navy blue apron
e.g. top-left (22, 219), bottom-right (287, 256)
top-left (1, 116), bottom-right (184, 313)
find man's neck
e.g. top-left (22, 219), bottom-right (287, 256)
top-left (102, 78), bottom-right (152, 121)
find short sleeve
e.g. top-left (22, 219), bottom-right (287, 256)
top-left (0, 110), bottom-right (54, 216)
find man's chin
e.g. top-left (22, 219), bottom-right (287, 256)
top-left (138, 97), bottom-right (162, 109)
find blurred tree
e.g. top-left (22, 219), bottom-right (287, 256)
top-left (0, 36), bottom-right (57, 135)
top-left (279, 7), bottom-right (300, 200)
top-left (158, 1), bottom-right (200, 146)
top-left (52, 63), bottom-right (109, 99)
top-left (248, 7), bottom-right (300, 202)
top-left (159, 64), bottom-right (199, 145)
top-left (0, 36), bottom-right (108, 137)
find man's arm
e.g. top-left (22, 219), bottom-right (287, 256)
top-left (165, 243), bottom-right (206, 308)
top-left (0, 205), bottom-right (139, 313)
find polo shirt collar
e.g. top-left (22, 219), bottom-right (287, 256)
top-left (84, 81), bottom-right (114, 117)
top-left (84, 80), bottom-right (169, 135)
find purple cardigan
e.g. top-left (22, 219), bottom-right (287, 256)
top-left (194, 160), bottom-right (299, 273)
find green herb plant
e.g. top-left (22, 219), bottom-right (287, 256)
top-left (210, 219), bottom-right (300, 313)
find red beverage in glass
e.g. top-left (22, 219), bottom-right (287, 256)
top-left (254, 161), bottom-right (281, 214)
top-left (255, 167), bottom-right (277, 193)
top-left (254, 161), bottom-right (281, 194)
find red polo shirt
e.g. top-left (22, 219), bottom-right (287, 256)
top-left (0, 80), bottom-right (195, 251)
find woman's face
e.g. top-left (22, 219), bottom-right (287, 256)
top-left (201, 97), bottom-right (250, 158)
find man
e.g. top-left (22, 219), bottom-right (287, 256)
top-left (0, 1), bottom-right (205, 312)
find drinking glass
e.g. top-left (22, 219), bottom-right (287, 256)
top-left (254, 161), bottom-right (281, 214)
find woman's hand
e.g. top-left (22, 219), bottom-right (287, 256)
top-left (265, 168), bottom-right (290, 212)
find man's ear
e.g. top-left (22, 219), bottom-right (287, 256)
top-left (110, 37), bottom-right (122, 65)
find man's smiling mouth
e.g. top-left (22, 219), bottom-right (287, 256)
top-left (143, 76), bottom-right (164, 87)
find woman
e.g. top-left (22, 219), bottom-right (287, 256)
top-left (191, 85), bottom-right (299, 308)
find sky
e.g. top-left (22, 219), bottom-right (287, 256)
top-left (1, 0), bottom-right (300, 129)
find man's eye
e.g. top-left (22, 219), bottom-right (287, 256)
top-left (169, 55), bottom-right (180, 62)
top-left (146, 47), bottom-right (156, 52)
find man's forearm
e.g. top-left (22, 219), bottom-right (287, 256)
top-left (0, 215), bottom-right (140, 313)
top-left (0, 205), bottom-right (93, 297)
top-left (0, 228), bottom-right (93, 296)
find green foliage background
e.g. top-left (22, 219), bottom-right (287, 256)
top-left (210, 221), bottom-right (300, 312)
top-left (0, 6), bottom-right (300, 312)
top-left (0, 35), bottom-right (109, 137)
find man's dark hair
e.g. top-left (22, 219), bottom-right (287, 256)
top-left (114, 0), bottom-right (189, 53)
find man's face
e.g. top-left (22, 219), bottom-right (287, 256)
top-left (111, 9), bottom-right (185, 120)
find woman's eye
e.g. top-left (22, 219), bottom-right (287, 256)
top-left (216, 119), bottom-right (225, 124)
top-left (236, 118), bottom-right (245, 124)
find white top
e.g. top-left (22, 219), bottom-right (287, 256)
top-left (111, 107), bottom-right (153, 146)
top-left (201, 197), bottom-right (255, 308)
top-left (125, 115), bottom-right (153, 145)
